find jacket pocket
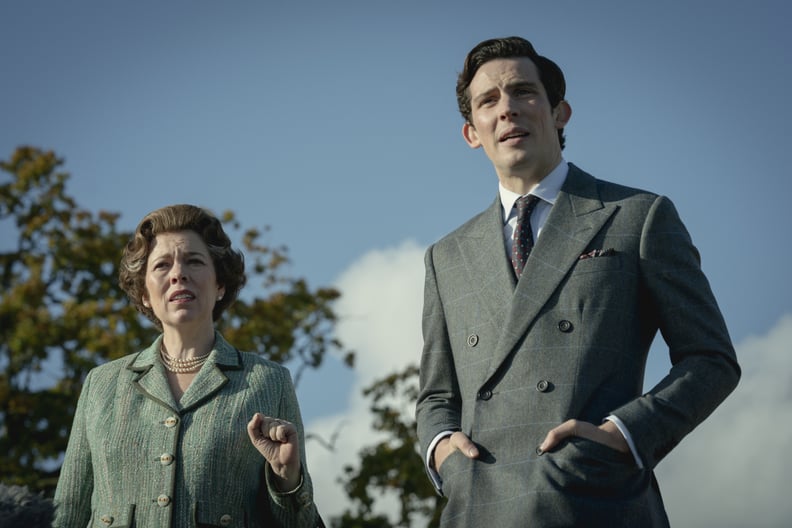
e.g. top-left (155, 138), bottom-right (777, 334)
top-left (90, 504), bottom-right (135, 527)
top-left (541, 437), bottom-right (646, 498)
top-left (572, 253), bottom-right (623, 274)
top-left (194, 500), bottom-right (249, 528)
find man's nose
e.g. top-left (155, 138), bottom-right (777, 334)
top-left (499, 95), bottom-right (519, 119)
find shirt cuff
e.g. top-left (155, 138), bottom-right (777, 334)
top-left (605, 415), bottom-right (644, 469)
top-left (426, 431), bottom-right (454, 492)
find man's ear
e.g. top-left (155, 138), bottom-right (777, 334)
top-left (462, 122), bottom-right (482, 149)
top-left (142, 296), bottom-right (150, 308)
top-left (553, 100), bottom-right (572, 128)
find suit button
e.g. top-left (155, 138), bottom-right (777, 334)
top-left (157, 494), bottom-right (171, 507)
top-left (467, 334), bottom-right (479, 347)
top-left (477, 389), bottom-right (492, 401)
top-left (297, 490), bottom-right (313, 508)
top-left (220, 514), bottom-right (233, 526)
top-left (164, 416), bottom-right (178, 428)
top-left (160, 453), bottom-right (174, 465)
top-left (99, 514), bottom-right (113, 525)
top-left (558, 320), bottom-right (573, 333)
top-left (536, 380), bottom-right (551, 392)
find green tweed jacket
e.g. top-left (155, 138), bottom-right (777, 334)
top-left (54, 332), bottom-right (321, 528)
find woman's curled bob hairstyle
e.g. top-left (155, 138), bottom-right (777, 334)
top-left (119, 204), bottom-right (246, 329)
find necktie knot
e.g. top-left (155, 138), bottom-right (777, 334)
top-left (511, 194), bottom-right (540, 278)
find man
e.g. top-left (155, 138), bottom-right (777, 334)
top-left (415, 36), bottom-right (740, 527)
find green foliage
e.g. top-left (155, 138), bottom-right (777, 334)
top-left (0, 146), bottom-right (351, 494)
top-left (333, 365), bottom-right (444, 528)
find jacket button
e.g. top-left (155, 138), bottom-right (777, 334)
top-left (536, 380), bottom-right (551, 392)
top-left (159, 453), bottom-right (174, 465)
top-left (99, 515), bottom-right (113, 525)
top-left (467, 334), bottom-right (479, 347)
top-left (220, 514), bottom-right (233, 526)
top-left (558, 320), bottom-right (573, 333)
top-left (297, 490), bottom-right (313, 507)
top-left (477, 389), bottom-right (492, 401)
top-left (164, 416), bottom-right (178, 428)
top-left (157, 494), bottom-right (171, 507)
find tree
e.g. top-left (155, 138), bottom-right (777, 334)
top-left (0, 146), bottom-right (352, 493)
top-left (333, 365), bottom-right (445, 528)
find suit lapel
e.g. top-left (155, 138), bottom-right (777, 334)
top-left (457, 196), bottom-right (516, 326)
top-left (485, 165), bottom-right (618, 382)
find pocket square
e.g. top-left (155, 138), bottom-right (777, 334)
top-left (579, 248), bottom-right (616, 260)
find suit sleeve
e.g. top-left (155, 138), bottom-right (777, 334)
top-left (415, 244), bottom-right (464, 467)
top-left (611, 195), bottom-right (740, 470)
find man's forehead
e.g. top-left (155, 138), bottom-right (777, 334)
top-left (471, 57), bottom-right (540, 90)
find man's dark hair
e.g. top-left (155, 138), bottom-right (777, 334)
top-left (456, 36), bottom-right (567, 149)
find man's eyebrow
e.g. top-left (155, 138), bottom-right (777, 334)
top-left (472, 80), bottom-right (540, 103)
top-left (472, 88), bottom-right (497, 103)
top-left (508, 80), bottom-right (540, 90)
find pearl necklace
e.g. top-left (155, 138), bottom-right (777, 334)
top-left (160, 346), bottom-right (211, 374)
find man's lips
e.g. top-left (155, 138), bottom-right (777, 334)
top-left (499, 128), bottom-right (530, 142)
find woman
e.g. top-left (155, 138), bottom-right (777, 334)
top-left (54, 204), bottom-right (323, 527)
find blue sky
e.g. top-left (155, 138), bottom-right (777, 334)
top-left (2, 1), bottom-right (791, 525)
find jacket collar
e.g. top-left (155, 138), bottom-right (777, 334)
top-left (127, 331), bottom-right (242, 413)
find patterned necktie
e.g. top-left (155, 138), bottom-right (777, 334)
top-left (511, 194), bottom-right (541, 277)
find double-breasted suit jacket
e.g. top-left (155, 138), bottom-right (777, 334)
top-left (54, 332), bottom-right (321, 528)
top-left (415, 164), bottom-right (740, 527)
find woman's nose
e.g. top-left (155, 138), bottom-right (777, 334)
top-left (170, 264), bottom-right (187, 283)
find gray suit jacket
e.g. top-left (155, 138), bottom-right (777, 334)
top-left (54, 332), bottom-right (321, 528)
top-left (415, 164), bottom-right (740, 527)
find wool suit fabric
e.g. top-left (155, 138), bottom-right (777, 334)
top-left (415, 164), bottom-right (740, 527)
top-left (54, 332), bottom-right (321, 528)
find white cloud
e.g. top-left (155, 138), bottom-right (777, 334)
top-left (304, 240), bottom-right (426, 523)
top-left (657, 313), bottom-right (792, 527)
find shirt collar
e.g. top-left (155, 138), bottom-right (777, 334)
top-left (499, 160), bottom-right (569, 223)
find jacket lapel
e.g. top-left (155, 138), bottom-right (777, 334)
top-left (129, 336), bottom-right (180, 412)
top-left (484, 165), bottom-right (618, 382)
top-left (128, 332), bottom-right (242, 413)
top-left (179, 334), bottom-right (241, 412)
top-left (457, 196), bottom-right (516, 326)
